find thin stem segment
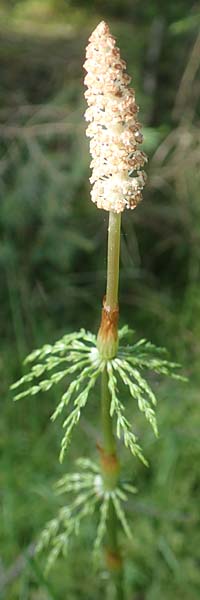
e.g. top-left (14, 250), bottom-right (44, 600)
top-left (97, 212), bottom-right (121, 360)
top-left (101, 367), bottom-right (116, 456)
top-left (100, 368), bottom-right (124, 600)
top-left (106, 212), bottom-right (121, 310)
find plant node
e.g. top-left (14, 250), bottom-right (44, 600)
top-left (97, 297), bottom-right (119, 359)
top-left (97, 444), bottom-right (120, 490)
top-left (105, 549), bottom-right (123, 573)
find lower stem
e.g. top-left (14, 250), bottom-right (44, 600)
top-left (101, 367), bottom-right (115, 456)
top-left (101, 368), bottom-right (124, 600)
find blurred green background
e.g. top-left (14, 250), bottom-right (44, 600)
top-left (0, 1), bottom-right (200, 598)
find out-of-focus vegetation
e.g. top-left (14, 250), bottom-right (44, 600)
top-left (0, 1), bottom-right (200, 598)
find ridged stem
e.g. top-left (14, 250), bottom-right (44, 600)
top-left (106, 212), bottom-right (121, 309)
top-left (98, 211), bottom-right (124, 599)
top-left (101, 367), bottom-right (116, 456)
top-left (101, 369), bottom-right (124, 599)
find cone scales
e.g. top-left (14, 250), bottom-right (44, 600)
top-left (84, 21), bottom-right (147, 213)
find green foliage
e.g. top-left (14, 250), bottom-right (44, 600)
top-left (10, 325), bottom-right (186, 573)
top-left (11, 327), bottom-right (185, 466)
top-left (37, 458), bottom-right (137, 571)
top-left (11, 330), bottom-right (102, 462)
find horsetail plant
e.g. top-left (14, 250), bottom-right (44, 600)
top-left (11, 21), bottom-right (186, 599)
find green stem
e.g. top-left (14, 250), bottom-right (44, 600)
top-left (106, 212), bottom-right (121, 309)
top-left (107, 502), bottom-right (124, 600)
top-left (100, 211), bottom-right (124, 599)
top-left (101, 367), bottom-right (116, 456)
top-left (101, 369), bottom-right (124, 600)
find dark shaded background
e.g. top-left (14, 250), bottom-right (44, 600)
top-left (0, 1), bottom-right (200, 598)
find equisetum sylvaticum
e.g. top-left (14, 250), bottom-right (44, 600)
top-left (11, 21), bottom-right (186, 600)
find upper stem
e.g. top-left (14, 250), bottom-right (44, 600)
top-left (106, 212), bottom-right (121, 310)
top-left (97, 212), bottom-right (121, 360)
